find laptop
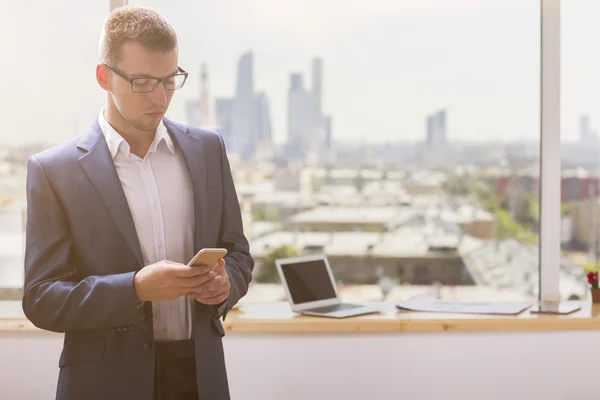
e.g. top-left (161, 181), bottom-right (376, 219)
top-left (275, 254), bottom-right (381, 318)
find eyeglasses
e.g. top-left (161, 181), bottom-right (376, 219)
top-left (103, 64), bottom-right (188, 93)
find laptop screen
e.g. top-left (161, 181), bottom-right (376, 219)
top-left (280, 258), bottom-right (337, 304)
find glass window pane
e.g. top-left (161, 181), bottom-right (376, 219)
top-left (15, 0), bottom-right (541, 304)
top-left (560, 0), bottom-right (600, 301)
top-left (1, 1), bottom-right (106, 299)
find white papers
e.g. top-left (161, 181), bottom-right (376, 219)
top-left (396, 295), bottom-right (532, 315)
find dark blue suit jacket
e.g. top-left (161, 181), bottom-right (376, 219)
top-left (22, 118), bottom-right (254, 399)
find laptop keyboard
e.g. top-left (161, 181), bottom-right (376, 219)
top-left (308, 303), bottom-right (363, 313)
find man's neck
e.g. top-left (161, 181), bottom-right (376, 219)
top-left (104, 105), bottom-right (155, 159)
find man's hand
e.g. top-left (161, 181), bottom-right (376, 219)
top-left (133, 260), bottom-right (215, 303)
top-left (186, 259), bottom-right (230, 305)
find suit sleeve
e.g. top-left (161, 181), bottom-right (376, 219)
top-left (22, 156), bottom-right (145, 333)
top-left (214, 135), bottom-right (254, 320)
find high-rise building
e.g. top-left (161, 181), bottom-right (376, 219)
top-left (231, 52), bottom-right (255, 158)
top-left (214, 98), bottom-right (233, 147)
top-left (423, 110), bottom-right (448, 165)
top-left (580, 115), bottom-right (597, 146)
top-left (426, 110), bottom-right (446, 149)
top-left (226, 52), bottom-right (275, 159)
top-left (426, 110), bottom-right (447, 152)
top-left (255, 92), bottom-right (272, 144)
top-left (312, 58), bottom-right (323, 117)
top-left (579, 115), bottom-right (600, 165)
top-left (287, 73), bottom-right (314, 158)
top-left (184, 64), bottom-right (211, 129)
top-left (254, 92), bottom-right (274, 160)
top-left (286, 58), bottom-right (333, 162)
top-left (324, 115), bottom-right (332, 151)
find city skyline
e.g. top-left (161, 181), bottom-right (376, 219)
top-left (2, 0), bottom-right (599, 147)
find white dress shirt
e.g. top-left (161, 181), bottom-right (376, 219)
top-left (98, 109), bottom-right (195, 341)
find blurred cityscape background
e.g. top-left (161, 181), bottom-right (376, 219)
top-left (2, 0), bottom-right (599, 304)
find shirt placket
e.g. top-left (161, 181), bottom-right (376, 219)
top-left (140, 154), bottom-right (169, 338)
top-left (140, 155), bottom-right (167, 262)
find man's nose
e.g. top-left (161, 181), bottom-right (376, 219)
top-left (149, 82), bottom-right (168, 105)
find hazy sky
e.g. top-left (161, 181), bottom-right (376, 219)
top-left (2, 0), bottom-right (599, 146)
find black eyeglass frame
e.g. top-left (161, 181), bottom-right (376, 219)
top-left (103, 64), bottom-right (188, 93)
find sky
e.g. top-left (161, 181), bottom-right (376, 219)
top-left (2, 0), bottom-right (599, 146)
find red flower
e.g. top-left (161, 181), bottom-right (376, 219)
top-left (588, 272), bottom-right (598, 285)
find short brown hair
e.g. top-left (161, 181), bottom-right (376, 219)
top-left (98, 6), bottom-right (177, 65)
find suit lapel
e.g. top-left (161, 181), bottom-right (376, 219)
top-left (165, 119), bottom-right (208, 252)
top-left (77, 121), bottom-right (144, 268)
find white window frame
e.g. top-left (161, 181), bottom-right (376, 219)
top-left (540, 0), bottom-right (561, 302)
top-left (111, 0), bottom-right (564, 303)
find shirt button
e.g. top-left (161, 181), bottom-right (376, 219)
top-left (153, 201), bottom-right (158, 207)
top-left (158, 242), bottom-right (163, 249)
top-left (144, 342), bottom-right (152, 351)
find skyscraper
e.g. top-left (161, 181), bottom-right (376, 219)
top-left (312, 58), bottom-right (323, 118)
top-left (287, 73), bottom-right (314, 158)
top-left (231, 52), bottom-right (255, 158)
top-left (214, 52), bottom-right (275, 160)
top-left (255, 92), bottom-right (272, 144)
top-left (184, 64), bottom-right (211, 129)
top-left (214, 98), bottom-right (233, 147)
top-left (286, 58), bottom-right (333, 161)
top-left (324, 115), bottom-right (332, 151)
top-left (426, 110), bottom-right (447, 153)
top-left (578, 115), bottom-right (600, 166)
top-left (580, 115), bottom-right (597, 146)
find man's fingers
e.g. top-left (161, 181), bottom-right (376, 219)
top-left (211, 259), bottom-right (225, 272)
top-left (188, 274), bottom-right (226, 293)
top-left (169, 264), bottom-right (212, 277)
top-left (188, 291), bottom-right (229, 305)
top-left (176, 271), bottom-right (214, 288)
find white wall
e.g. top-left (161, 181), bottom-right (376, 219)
top-left (1, 330), bottom-right (598, 400)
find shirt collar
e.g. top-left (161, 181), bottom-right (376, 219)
top-left (97, 108), bottom-right (175, 159)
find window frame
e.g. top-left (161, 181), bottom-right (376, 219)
top-left (539, 0), bottom-right (561, 302)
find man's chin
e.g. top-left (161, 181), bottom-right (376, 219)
top-left (133, 119), bottom-right (161, 132)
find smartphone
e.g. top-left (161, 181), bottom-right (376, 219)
top-left (529, 303), bottom-right (581, 315)
top-left (187, 248), bottom-right (228, 268)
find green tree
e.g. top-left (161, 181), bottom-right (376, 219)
top-left (494, 208), bottom-right (537, 245)
top-left (254, 245), bottom-right (299, 283)
top-left (525, 194), bottom-right (539, 226)
top-left (561, 202), bottom-right (573, 217)
top-left (252, 208), bottom-right (281, 222)
top-left (474, 186), bottom-right (537, 245)
top-left (444, 175), bottom-right (475, 197)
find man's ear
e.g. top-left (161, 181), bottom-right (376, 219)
top-left (96, 64), bottom-right (111, 92)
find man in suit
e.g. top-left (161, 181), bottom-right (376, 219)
top-left (22, 6), bottom-right (253, 399)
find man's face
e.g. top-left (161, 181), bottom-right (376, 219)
top-left (107, 41), bottom-right (178, 132)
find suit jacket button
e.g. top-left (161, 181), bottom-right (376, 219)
top-left (144, 342), bottom-right (152, 351)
